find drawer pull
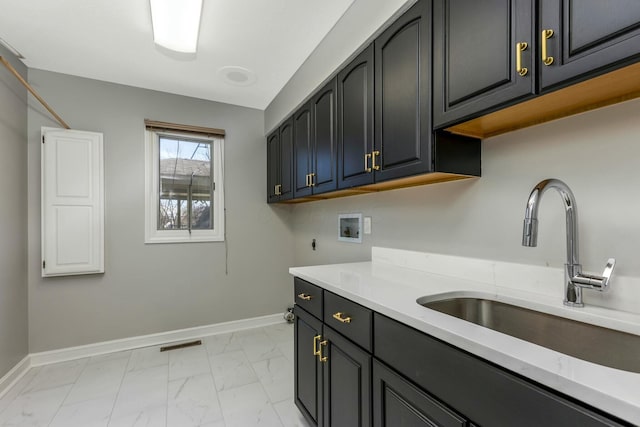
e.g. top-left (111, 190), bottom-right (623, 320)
top-left (319, 340), bottom-right (328, 362)
top-left (297, 293), bottom-right (313, 301)
top-left (313, 334), bottom-right (322, 356)
top-left (332, 312), bottom-right (352, 324)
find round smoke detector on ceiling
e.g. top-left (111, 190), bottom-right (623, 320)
top-left (218, 66), bottom-right (257, 87)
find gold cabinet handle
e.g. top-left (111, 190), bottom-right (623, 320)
top-left (364, 153), bottom-right (372, 173)
top-left (372, 150), bottom-right (380, 171)
top-left (542, 29), bottom-right (554, 66)
top-left (516, 42), bottom-right (528, 76)
top-left (274, 184), bottom-right (282, 195)
top-left (305, 173), bottom-right (310, 187)
top-left (313, 335), bottom-right (322, 356)
top-left (297, 293), bottom-right (313, 301)
top-left (319, 339), bottom-right (328, 362)
top-left (309, 173), bottom-right (315, 187)
top-left (332, 312), bottom-right (351, 324)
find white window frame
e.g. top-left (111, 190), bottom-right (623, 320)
top-left (145, 129), bottom-right (224, 243)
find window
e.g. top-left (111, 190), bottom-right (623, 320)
top-left (145, 121), bottom-right (224, 243)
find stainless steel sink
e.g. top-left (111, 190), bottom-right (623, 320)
top-left (417, 294), bottom-right (640, 373)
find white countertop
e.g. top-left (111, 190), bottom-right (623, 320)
top-left (289, 247), bottom-right (640, 424)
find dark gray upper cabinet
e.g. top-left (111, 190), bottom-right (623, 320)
top-left (266, 130), bottom-right (280, 203)
top-left (433, 0), bottom-right (535, 129)
top-left (374, 0), bottom-right (432, 182)
top-left (312, 78), bottom-right (338, 195)
top-left (293, 80), bottom-right (338, 198)
top-left (539, 0), bottom-right (640, 90)
top-left (266, 118), bottom-right (293, 203)
top-left (338, 45), bottom-right (374, 189)
top-left (293, 101), bottom-right (313, 198)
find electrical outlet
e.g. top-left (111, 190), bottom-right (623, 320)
top-left (364, 216), bottom-right (372, 234)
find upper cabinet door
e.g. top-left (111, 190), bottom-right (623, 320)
top-left (266, 130), bottom-right (280, 203)
top-left (539, 0), bottom-right (640, 90)
top-left (42, 128), bottom-right (104, 277)
top-left (433, 0), bottom-right (535, 129)
top-left (293, 101), bottom-right (313, 198)
top-left (338, 45), bottom-right (374, 189)
top-left (279, 118), bottom-right (294, 201)
top-left (374, 0), bottom-right (432, 183)
top-left (312, 78), bottom-right (338, 195)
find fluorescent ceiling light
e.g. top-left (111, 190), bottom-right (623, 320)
top-left (150, 0), bottom-right (203, 53)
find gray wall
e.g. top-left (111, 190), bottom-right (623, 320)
top-left (0, 47), bottom-right (29, 377)
top-left (264, 0), bottom-right (414, 133)
top-left (27, 70), bottom-right (294, 352)
top-left (290, 98), bottom-right (640, 302)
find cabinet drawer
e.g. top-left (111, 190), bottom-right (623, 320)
top-left (374, 313), bottom-right (625, 427)
top-left (324, 291), bottom-right (372, 352)
top-left (294, 277), bottom-right (323, 319)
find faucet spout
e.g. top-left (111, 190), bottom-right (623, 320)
top-left (521, 179), bottom-right (616, 307)
top-left (522, 179), bottom-right (579, 269)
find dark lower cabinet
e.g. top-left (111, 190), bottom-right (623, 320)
top-left (322, 326), bottom-right (371, 427)
top-left (294, 306), bottom-right (323, 426)
top-left (294, 297), bottom-right (372, 427)
top-left (373, 360), bottom-right (467, 427)
top-left (374, 313), bottom-right (629, 427)
top-left (293, 277), bottom-right (631, 426)
top-left (539, 0), bottom-right (640, 90)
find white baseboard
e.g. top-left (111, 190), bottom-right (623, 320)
top-left (30, 313), bottom-right (284, 367)
top-left (0, 356), bottom-right (31, 400)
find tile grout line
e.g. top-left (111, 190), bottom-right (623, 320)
top-left (105, 351), bottom-right (134, 427)
top-left (45, 359), bottom-right (91, 427)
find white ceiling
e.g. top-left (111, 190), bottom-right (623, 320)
top-left (0, 0), bottom-right (355, 110)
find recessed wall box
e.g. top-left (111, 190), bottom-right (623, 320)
top-left (338, 213), bottom-right (362, 243)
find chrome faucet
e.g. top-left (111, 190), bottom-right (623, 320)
top-left (522, 179), bottom-right (616, 307)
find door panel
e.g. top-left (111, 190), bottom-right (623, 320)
top-left (295, 307), bottom-right (323, 426)
top-left (433, 0), bottom-right (535, 128)
top-left (323, 327), bottom-right (371, 427)
top-left (293, 102), bottom-right (313, 198)
top-left (338, 45), bottom-right (374, 189)
top-left (540, 0), bottom-right (640, 89)
top-left (374, 0), bottom-right (432, 182)
top-left (266, 130), bottom-right (279, 203)
top-left (312, 79), bottom-right (338, 194)
top-left (279, 118), bottom-right (294, 201)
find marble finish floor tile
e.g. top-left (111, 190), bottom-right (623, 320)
top-left (209, 350), bottom-right (258, 392)
top-left (0, 322), bottom-right (297, 427)
top-left (0, 384), bottom-right (72, 426)
top-left (218, 382), bottom-right (283, 427)
top-left (167, 373), bottom-right (223, 427)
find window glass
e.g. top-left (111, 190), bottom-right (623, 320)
top-left (158, 136), bottom-right (213, 231)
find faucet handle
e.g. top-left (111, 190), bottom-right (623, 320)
top-left (572, 258), bottom-right (616, 291)
top-left (602, 258), bottom-right (616, 282)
